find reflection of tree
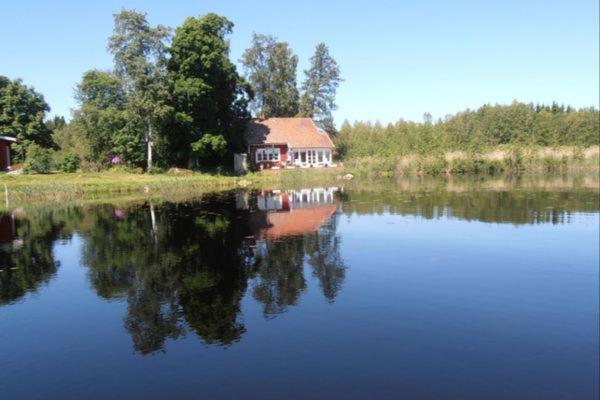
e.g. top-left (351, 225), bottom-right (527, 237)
top-left (249, 210), bottom-right (347, 315)
top-left (0, 208), bottom-right (80, 305)
top-left (251, 236), bottom-right (307, 316)
top-left (341, 178), bottom-right (600, 225)
top-left (305, 216), bottom-right (346, 302)
top-left (80, 196), bottom-right (251, 352)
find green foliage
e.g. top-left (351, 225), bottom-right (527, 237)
top-left (23, 144), bottom-right (53, 174)
top-left (58, 152), bottom-right (80, 173)
top-left (165, 13), bottom-right (251, 167)
top-left (336, 102), bottom-right (600, 160)
top-left (74, 70), bottom-right (129, 165)
top-left (299, 43), bottom-right (342, 133)
top-left (241, 33), bottom-right (299, 117)
top-left (108, 9), bottom-right (171, 170)
top-left (0, 76), bottom-right (55, 161)
top-left (52, 119), bottom-right (88, 159)
top-left (191, 134), bottom-right (227, 165)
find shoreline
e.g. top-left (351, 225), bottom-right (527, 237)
top-left (1, 168), bottom-right (598, 212)
top-left (1, 146), bottom-right (598, 208)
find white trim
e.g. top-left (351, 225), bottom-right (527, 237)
top-left (0, 136), bottom-right (17, 143)
top-left (256, 147), bottom-right (280, 162)
top-left (290, 148), bottom-right (332, 167)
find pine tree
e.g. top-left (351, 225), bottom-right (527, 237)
top-left (299, 43), bottom-right (342, 133)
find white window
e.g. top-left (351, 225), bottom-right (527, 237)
top-left (256, 148), bottom-right (280, 162)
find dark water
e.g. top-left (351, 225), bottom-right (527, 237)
top-left (1, 179), bottom-right (599, 399)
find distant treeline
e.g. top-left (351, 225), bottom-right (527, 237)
top-left (336, 102), bottom-right (599, 158)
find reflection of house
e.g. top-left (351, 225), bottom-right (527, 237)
top-left (0, 136), bottom-right (17, 171)
top-left (250, 188), bottom-right (339, 239)
top-left (244, 118), bottom-right (335, 170)
top-left (256, 187), bottom-right (338, 211)
top-left (260, 205), bottom-right (337, 239)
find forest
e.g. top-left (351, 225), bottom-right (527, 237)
top-left (337, 102), bottom-right (599, 176)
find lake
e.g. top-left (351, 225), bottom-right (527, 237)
top-left (1, 176), bottom-right (598, 399)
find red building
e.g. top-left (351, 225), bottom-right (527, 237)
top-left (244, 118), bottom-right (336, 170)
top-left (0, 136), bottom-right (17, 171)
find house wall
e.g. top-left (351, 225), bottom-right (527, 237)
top-left (250, 144), bottom-right (288, 169)
top-left (0, 141), bottom-right (9, 170)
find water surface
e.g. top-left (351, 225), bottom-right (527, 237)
top-left (1, 177), bottom-right (598, 399)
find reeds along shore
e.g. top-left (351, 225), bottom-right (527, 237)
top-left (341, 145), bottom-right (600, 178)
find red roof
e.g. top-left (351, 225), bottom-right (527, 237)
top-left (244, 118), bottom-right (335, 149)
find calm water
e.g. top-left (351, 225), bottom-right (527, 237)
top-left (1, 178), bottom-right (599, 399)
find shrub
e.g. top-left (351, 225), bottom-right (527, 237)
top-left (80, 160), bottom-right (103, 172)
top-left (191, 134), bottom-right (227, 165)
top-left (58, 152), bottom-right (80, 173)
top-left (23, 144), bottom-right (53, 174)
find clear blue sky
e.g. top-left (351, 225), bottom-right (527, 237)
top-left (1, 0), bottom-right (598, 124)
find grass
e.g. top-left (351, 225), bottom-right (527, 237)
top-left (0, 168), bottom-right (346, 208)
top-left (342, 145), bottom-right (600, 179)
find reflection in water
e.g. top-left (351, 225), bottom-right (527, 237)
top-left (0, 180), bottom-right (598, 353)
top-left (244, 188), bottom-right (344, 315)
top-left (0, 210), bottom-right (66, 305)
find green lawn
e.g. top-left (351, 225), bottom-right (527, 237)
top-left (0, 168), bottom-right (346, 207)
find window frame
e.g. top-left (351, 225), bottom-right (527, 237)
top-left (256, 147), bottom-right (280, 163)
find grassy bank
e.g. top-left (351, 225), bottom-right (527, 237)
top-left (0, 168), bottom-right (346, 207)
top-left (342, 145), bottom-right (600, 179)
top-left (1, 145), bottom-right (598, 207)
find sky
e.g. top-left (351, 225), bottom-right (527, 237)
top-left (1, 0), bottom-right (598, 125)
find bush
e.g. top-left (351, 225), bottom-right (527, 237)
top-left (23, 144), bottom-right (53, 174)
top-left (80, 160), bottom-right (103, 172)
top-left (191, 134), bottom-right (227, 165)
top-left (58, 152), bottom-right (80, 173)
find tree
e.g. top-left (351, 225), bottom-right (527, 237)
top-left (0, 76), bottom-right (54, 161)
top-left (108, 10), bottom-right (171, 170)
top-left (299, 43), bottom-right (342, 133)
top-left (166, 13), bottom-right (252, 167)
top-left (241, 34), bottom-right (299, 118)
top-left (74, 70), bottom-right (128, 164)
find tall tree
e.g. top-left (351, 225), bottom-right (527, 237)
top-left (299, 43), bottom-right (342, 133)
top-left (74, 69), bottom-right (128, 164)
top-left (241, 34), bottom-right (299, 118)
top-left (166, 13), bottom-right (251, 167)
top-left (0, 76), bottom-right (54, 161)
top-left (108, 10), bottom-right (171, 170)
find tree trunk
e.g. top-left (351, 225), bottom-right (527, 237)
top-left (147, 119), bottom-right (153, 171)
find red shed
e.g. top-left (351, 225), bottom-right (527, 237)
top-left (0, 136), bottom-right (16, 171)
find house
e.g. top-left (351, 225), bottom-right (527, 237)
top-left (243, 118), bottom-right (335, 169)
top-left (0, 136), bottom-right (17, 171)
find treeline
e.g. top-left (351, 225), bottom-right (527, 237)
top-left (0, 10), bottom-right (341, 173)
top-left (336, 102), bottom-right (599, 158)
